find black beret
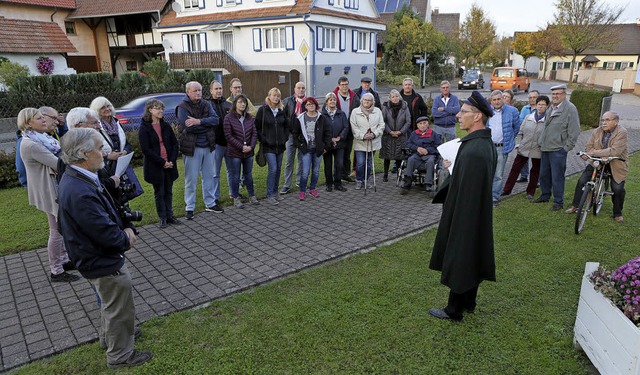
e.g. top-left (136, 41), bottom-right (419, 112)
top-left (462, 90), bottom-right (493, 118)
top-left (416, 116), bottom-right (429, 124)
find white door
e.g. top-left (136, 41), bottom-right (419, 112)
top-left (221, 32), bottom-right (233, 56)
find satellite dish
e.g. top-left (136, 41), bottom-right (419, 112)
top-left (162, 39), bottom-right (172, 49)
top-left (171, 2), bottom-right (183, 12)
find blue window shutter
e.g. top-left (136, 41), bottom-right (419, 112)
top-left (285, 26), bottom-right (294, 50)
top-left (252, 28), bottom-right (262, 52)
top-left (199, 0), bottom-right (206, 9)
top-left (316, 26), bottom-right (324, 51)
top-left (339, 28), bottom-right (346, 52)
top-left (216, 0), bottom-right (222, 6)
top-left (256, 0), bottom-right (262, 3)
top-left (345, 0), bottom-right (350, 7)
top-left (369, 32), bottom-right (375, 52)
top-left (200, 32), bottom-right (207, 51)
top-left (352, 30), bottom-right (357, 52)
top-left (182, 34), bottom-right (189, 51)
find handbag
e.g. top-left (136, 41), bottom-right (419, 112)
top-left (256, 143), bottom-right (266, 167)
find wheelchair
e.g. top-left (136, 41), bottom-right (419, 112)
top-left (396, 148), bottom-right (443, 191)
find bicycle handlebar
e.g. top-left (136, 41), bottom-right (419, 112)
top-left (576, 151), bottom-right (620, 163)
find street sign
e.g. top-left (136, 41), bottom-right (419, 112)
top-left (299, 40), bottom-right (309, 60)
top-left (416, 59), bottom-right (426, 64)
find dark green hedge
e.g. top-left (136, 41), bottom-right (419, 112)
top-left (570, 89), bottom-right (612, 129)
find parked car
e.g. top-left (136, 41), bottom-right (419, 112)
top-left (115, 93), bottom-right (185, 131)
top-left (458, 72), bottom-right (484, 90)
top-left (490, 67), bottom-right (530, 92)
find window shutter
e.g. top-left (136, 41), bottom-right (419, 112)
top-left (199, 0), bottom-right (206, 9)
top-left (252, 28), bottom-right (262, 52)
top-left (255, 0), bottom-right (262, 3)
top-left (352, 30), bottom-right (357, 52)
top-left (339, 28), bottom-right (346, 51)
top-left (285, 26), bottom-right (294, 50)
top-left (236, 0), bottom-right (242, 4)
top-left (316, 26), bottom-right (324, 51)
top-left (216, 0), bottom-right (222, 6)
top-left (199, 32), bottom-right (207, 51)
top-left (328, 0), bottom-right (334, 4)
top-left (369, 32), bottom-right (375, 53)
top-left (182, 34), bottom-right (189, 51)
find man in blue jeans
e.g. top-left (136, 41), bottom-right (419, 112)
top-left (176, 81), bottom-right (219, 220)
top-left (487, 90), bottom-right (521, 206)
top-left (431, 80), bottom-right (460, 142)
top-left (533, 84), bottom-right (581, 211)
top-left (209, 80), bottom-right (231, 212)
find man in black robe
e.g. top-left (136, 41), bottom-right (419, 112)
top-left (429, 91), bottom-right (497, 321)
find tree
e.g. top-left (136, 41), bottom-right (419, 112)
top-left (458, 4), bottom-right (496, 68)
top-left (554, 0), bottom-right (623, 83)
top-left (511, 33), bottom-right (536, 69)
top-left (383, 5), bottom-right (448, 77)
top-left (480, 36), bottom-right (511, 68)
top-left (532, 25), bottom-right (565, 80)
top-left (0, 60), bottom-right (30, 90)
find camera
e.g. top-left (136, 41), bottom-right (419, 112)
top-left (116, 178), bottom-right (142, 222)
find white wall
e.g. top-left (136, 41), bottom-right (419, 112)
top-left (0, 54), bottom-right (76, 76)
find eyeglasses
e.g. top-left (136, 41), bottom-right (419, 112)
top-left (232, 86), bottom-right (242, 89)
top-left (152, 106), bottom-right (164, 110)
top-left (459, 109), bottom-right (479, 114)
top-left (42, 113), bottom-right (58, 120)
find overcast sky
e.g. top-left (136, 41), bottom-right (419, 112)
top-left (430, 0), bottom-right (640, 37)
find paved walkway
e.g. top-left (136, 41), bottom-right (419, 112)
top-left (1, 117), bottom-right (639, 372)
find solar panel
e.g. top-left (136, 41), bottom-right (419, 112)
top-left (385, 0), bottom-right (399, 13)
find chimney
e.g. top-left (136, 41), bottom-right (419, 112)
top-left (433, 7), bottom-right (439, 15)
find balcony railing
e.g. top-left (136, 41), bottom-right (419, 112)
top-left (169, 51), bottom-right (243, 74)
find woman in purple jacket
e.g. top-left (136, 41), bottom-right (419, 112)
top-left (224, 94), bottom-right (259, 208)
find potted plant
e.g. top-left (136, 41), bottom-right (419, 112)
top-left (574, 258), bottom-right (640, 375)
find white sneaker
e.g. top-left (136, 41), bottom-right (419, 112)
top-left (250, 196), bottom-right (260, 205)
top-left (355, 181), bottom-right (363, 190)
top-left (234, 197), bottom-right (244, 209)
top-left (267, 197), bottom-right (279, 206)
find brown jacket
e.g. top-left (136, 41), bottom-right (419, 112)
top-left (585, 124), bottom-right (628, 184)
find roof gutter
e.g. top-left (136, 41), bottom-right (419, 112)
top-left (302, 14), bottom-right (316, 97)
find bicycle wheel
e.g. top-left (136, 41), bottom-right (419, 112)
top-left (593, 176), bottom-right (606, 215)
top-left (575, 184), bottom-right (594, 234)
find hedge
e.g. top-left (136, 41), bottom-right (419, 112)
top-left (570, 88), bottom-right (612, 130)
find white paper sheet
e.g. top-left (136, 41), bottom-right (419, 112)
top-left (437, 138), bottom-right (461, 174)
top-left (115, 152), bottom-right (133, 177)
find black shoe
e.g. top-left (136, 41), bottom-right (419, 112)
top-left (205, 205), bottom-right (224, 213)
top-left (101, 327), bottom-right (142, 350)
top-left (391, 166), bottom-right (398, 174)
top-left (62, 261), bottom-right (76, 271)
top-left (51, 272), bottom-right (80, 283)
top-left (550, 203), bottom-right (564, 211)
top-left (382, 175), bottom-right (388, 182)
top-left (334, 185), bottom-right (347, 192)
top-left (428, 308), bottom-right (462, 321)
top-left (326, 185), bottom-right (333, 192)
top-left (516, 177), bottom-right (528, 183)
top-left (500, 191), bottom-right (509, 196)
top-left (159, 219), bottom-right (168, 229)
top-left (166, 216), bottom-right (182, 225)
top-left (531, 197), bottom-right (549, 203)
top-left (107, 349), bottom-right (153, 369)
top-left (425, 184), bottom-right (433, 192)
top-left (342, 176), bottom-right (355, 183)
top-left (185, 211), bottom-right (194, 220)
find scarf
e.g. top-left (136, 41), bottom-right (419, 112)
top-left (23, 130), bottom-right (61, 156)
top-left (294, 96), bottom-right (306, 115)
top-left (534, 111), bottom-right (545, 122)
top-left (100, 117), bottom-right (119, 136)
top-left (390, 101), bottom-right (402, 119)
top-left (360, 103), bottom-right (374, 117)
top-left (415, 128), bottom-right (433, 138)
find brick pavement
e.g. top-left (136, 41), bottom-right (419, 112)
top-left (1, 123), bottom-right (639, 372)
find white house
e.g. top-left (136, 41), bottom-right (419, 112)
top-left (157, 0), bottom-right (386, 96)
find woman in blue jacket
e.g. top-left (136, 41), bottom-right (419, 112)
top-left (321, 92), bottom-right (349, 192)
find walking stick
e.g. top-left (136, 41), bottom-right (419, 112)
top-left (370, 139), bottom-right (376, 192)
top-left (364, 136), bottom-right (369, 195)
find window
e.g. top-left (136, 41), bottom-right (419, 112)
top-left (182, 33), bottom-right (207, 52)
top-left (126, 61), bottom-right (137, 71)
top-left (184, 0), bottom-right (200, 8)
top-left (65, 21), bottom-right (76, 35)
top-left (605, 61), bottom-right (615, 70)
top-left (265, 28), bottom-right (286, 50)
top-left (221, 32), bottom-right (233, 55)
top-left (356, 31), bottom-right (367, 52)
top-left (324, 28), bottom-right (337, 50)
top-left (344, 0), bottom-right (359, 9)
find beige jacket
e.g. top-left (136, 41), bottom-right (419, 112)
top-left (585, 124), bottom-right (628, 184)
top-left (20, 137), bottom-right (59, 216)
top-left (515, 113), bottom-right (545, 159)
top-left (350, 107), bottom-right (385, 152)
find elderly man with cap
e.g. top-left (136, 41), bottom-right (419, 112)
top-left (533, 84), bottom-right (580, 211)
top-left (354, 76), bottom-right (381, 109)
top-left (400, 116), bottom-right (442, 194)
top-left (429, 90), bottom-right (497, 322)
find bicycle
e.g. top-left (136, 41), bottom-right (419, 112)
top-left (574, 152), bottom-right (620, 234)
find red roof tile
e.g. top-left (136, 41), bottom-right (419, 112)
top-left (158, 0), bottom-right (384, 28)
top-left (2, 0), bottom-right (75, 9)
top-left (0, 17), bottom-right (77, 53)
top-left (68, 0), bottom-right (168, 18)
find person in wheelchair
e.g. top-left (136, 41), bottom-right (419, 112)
top-left (564, 111), bottom-right (628, 222)
top-left (401, 116), bottom-right (443, 194)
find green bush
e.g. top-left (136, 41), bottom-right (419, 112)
top-left (0, 150), bottom-right (21, 189)
top-left (165, 70), bottom-right (188, 91)
top-left (125, 131), bottom-right (144, 167)
top-left (143, 58), bottom-right (170, 88)
top-left (187, 69), bottom-right (215, 89)
top-left (570, 88), bottom-right (611, 129)
top-left (0, 61), bottom-right (30, 89)
top-left (119, 72), bottom-right (148, 90)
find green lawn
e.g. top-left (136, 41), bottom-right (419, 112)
top-left (9, 155), bottom-right (638, 374)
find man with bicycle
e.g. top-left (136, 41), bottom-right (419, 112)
top-left (565, 111), bottom-right (628, 222)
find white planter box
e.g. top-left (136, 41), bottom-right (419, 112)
top-left (574, 262), bottom-right (640, 375)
